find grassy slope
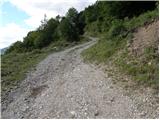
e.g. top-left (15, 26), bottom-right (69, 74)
top-left (1, 36), bottom-right (89, 95)
top-left (82, 9), bottom-right (158, 89)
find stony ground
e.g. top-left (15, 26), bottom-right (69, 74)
top-left (1, 37), bottom-right (159, 119)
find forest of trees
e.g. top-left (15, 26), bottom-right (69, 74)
top-left (5, 1), bottom-right (157, 54)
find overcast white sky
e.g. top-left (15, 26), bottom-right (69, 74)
top-left (0, 0), bottom-right (97, 49)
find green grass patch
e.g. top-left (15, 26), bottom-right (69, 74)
top-left (82, 35), bottom-right (127, 63)
top-left (124, 9), bottom-right (158, 30)
top-left (1, 51), bottom-right (46, 92)
top-left (114, 46), bottom-right (158, 89)
top-left (1, 36), bottom-right (90, 95)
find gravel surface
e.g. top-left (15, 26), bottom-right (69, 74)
top-left (1, 37), bottom-right (158, 119)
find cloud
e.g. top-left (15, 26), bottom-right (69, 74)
top-left (1, 0), bottom-right (96, 48)
top-left (8, 0), bottom-right (96, 28)
top-left (0, 23), bottom-right (29, 48)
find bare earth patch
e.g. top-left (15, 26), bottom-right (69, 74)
top-left (128, 19), bottom-right (158, 56)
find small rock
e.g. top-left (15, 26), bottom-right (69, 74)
top-left (148, 61), bottom-right (152, 66)
top-left (39, 106), bottom-right (43, 109)
top-left (84, 107), bottom-right (88, 111)
top-left (139, 111), bottom-right (147, 116)
top-left (94, 110), bottom-right (99, 116)
top-left (84, 112), bottom-right (87, 115)
top-left (110, 97), bottom-right (115, 102)
top-left (70, 111), bottom-right (76, 118)
top-left (23, 98), bottom-right (28, 101)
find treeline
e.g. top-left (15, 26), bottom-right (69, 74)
top-left (6, 8), bottom-right (85, 53)
top-left (5, 1), bottom-right (157, 54)
top-left (83, 1), bottom-right (157, 35)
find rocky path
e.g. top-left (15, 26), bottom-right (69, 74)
top-left (2, 37), bottom-right (158, 118)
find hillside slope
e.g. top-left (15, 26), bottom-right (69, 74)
top-left (2, 37), bottom-right (158, 119)
top-left (113, 19), bottom-right (159, 88)
top-left (128, 19), bottom-right (158, 56)
top-left (1, 1), bottom-right (158, 119)
top-left (82, 10), bottom-right (158, 89)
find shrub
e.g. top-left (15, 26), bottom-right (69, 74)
top-left (5, 41), bottom-right (24, 53)
top-left (108, 20), bottom-right (127, 38)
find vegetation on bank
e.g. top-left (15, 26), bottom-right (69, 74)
top-left (82, 9), bottom-right (158, 62)
top-left (1, 36), bottom-right (88, 95)
top-left (82, 2), bottom-right (158, 89)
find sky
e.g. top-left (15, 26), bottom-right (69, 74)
top-left (0, 0), bottom-right (96, 49)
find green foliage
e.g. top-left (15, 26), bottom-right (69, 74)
top-left (82, 36), bottom-right (126, 63)
top-left (5, 8), bottom-right (83, 54)
top-left (38, 14), bottom-right (48, 31)
top-left (34, 35), bottom-right (45, 48)
top-left (83, 1), bottom-right (157, 34)
top-left (114, 46), bottom-right (158, 88)
top-left (34, 18), bottom-right (60, 49)
top-left (144, 47), bottom-right (158, 60)
top-left (23, 31), bottom-right (39, 51)
top-left (102, 1), bottom-right (156, 19)
top-left (84, 21), bottom-right (101, 36)
top-left (59, 18), bottom-right (79, 42)
top-left (43, 18), bottom-right (59, 41)
top-left (6, 41), bottom-right (24, 53)
top-left (66, 7), bottom-right (78, 24)
top-left (108, 20), bottom-right (127, 38)
top-left (84, 4), bottom-right (99, 24)
top-left (5, 1), bottom-right (158, 54)
top-left (82, 8), bottom-right (158, 89)
top-left (2, 52), bottom-right (44, 92)
top-left (124, 9), bottom-right (158, 30)
top-left (77, 11), bottom-right (86, 34)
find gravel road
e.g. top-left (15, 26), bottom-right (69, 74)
top-left (2, 37), bottom-right (158, 119)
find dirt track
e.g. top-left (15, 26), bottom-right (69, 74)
top-left (2, 37), bottom-right (158, 119)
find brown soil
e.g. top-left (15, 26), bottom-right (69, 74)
top-left (128, 19), bottom-right (159, 56)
